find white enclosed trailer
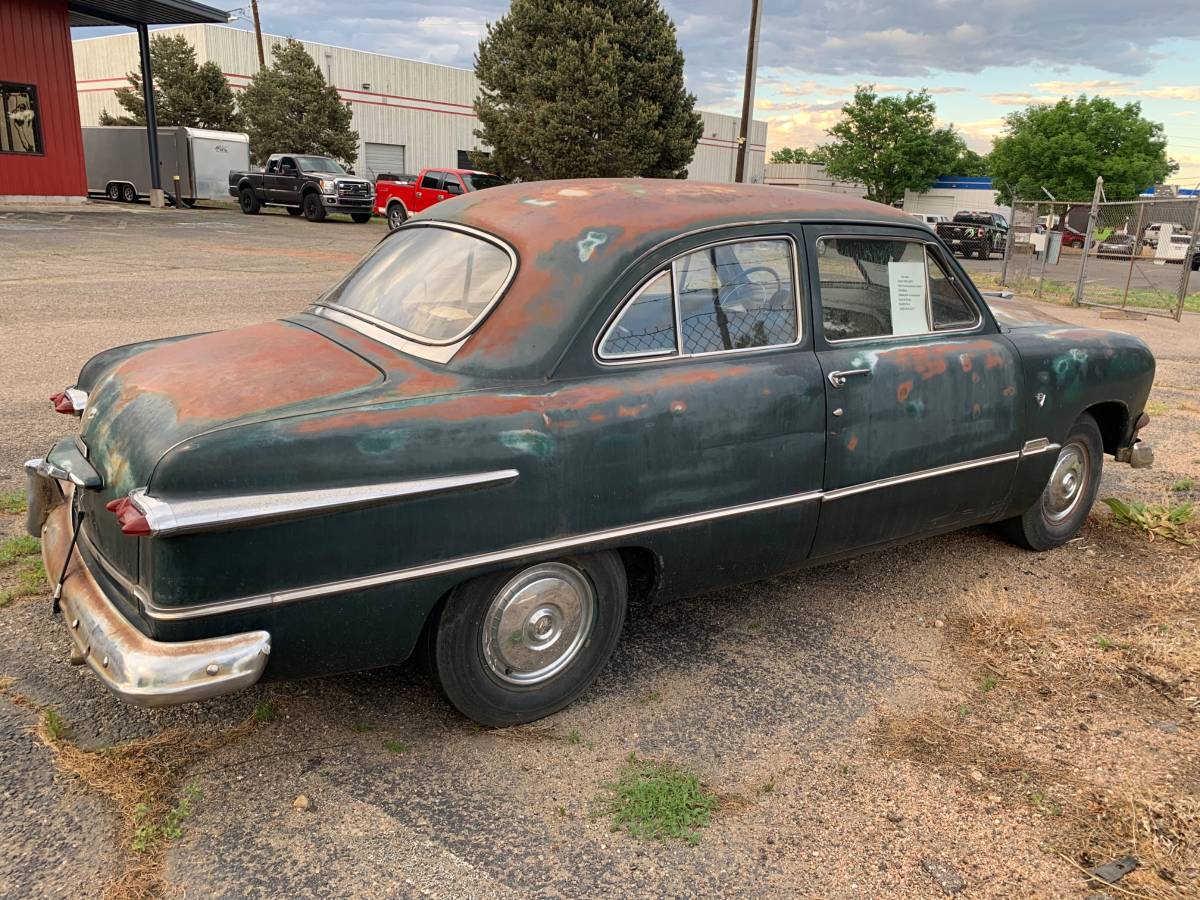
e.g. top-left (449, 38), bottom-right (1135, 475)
top-left (82, 125), bottom-right (250, 205)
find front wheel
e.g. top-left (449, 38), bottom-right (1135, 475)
top-left (121, 184), bottom-right (137, 203)
top-left (431, 552), bottom-right (628, 727)
top-left (387, 203), bottom-right (407, 232)
top-left (105, 183), bottom-right (121, 201)
top-left (1000, 413), bottom-right (1103, 551)
top-left (350, 212), bottom-right (372, 224)
top-left (302, 193), bottom-right (326, 222)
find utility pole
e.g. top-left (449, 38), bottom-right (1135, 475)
top-left (251, 0), bottom-right (265, 69)
top-left (734, 0), bottom-right (762, 183)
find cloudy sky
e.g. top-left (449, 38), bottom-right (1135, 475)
top-left (97, 0), bottom-right (1200, 184)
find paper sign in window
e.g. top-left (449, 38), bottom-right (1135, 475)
top-left (887, 260), bottom-right (929, 336)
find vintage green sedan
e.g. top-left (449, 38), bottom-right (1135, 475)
top-left (27, 180), bottom-right (1154, 726)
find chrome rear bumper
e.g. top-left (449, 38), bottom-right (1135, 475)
top-left (39, 489), bottom-right (271, 707)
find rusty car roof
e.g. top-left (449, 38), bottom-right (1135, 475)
top-left (408, 179), bottom-right (916, 377)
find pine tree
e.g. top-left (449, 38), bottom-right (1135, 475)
top-left (98, 34), bottom-right (242, 131)
top-left (239, 39), bottom-right (358, 166)
top-left (473, 0), bottom-right (703, 181)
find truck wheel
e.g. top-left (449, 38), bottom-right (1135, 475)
top-left (285, 206), bottom-right (302, 216)
top-left (350, 213), bottom-right (372, 224)
top-left (121, 184), bottom-right (137, 203)
top-left (387, 203), bottom-right (407, 232)
top-left (105, 183), bottom-right (121, 201)
top-left (976, 246), bottom-right (988, 260)
top-left (239, 188), bottom-right (261, 215)
top-left (302, 193), bottom-right (326, 222)
top-left (999, 413), bottom-right (1103, 551)
top-left (430, 552), bottom-right (628, 727)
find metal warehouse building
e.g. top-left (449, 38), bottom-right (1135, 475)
top-left (72, 24), bottom-right (767, 183)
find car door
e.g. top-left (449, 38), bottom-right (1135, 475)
top-left (565, 230), bottom-right (827, 595)
top-left (414, 171), bottom-right (445, 211)
top-left (803, 224), bottom-right (1023, 558)
top-left (275, 157), bottom-right (301, 205)
top-left (263, 157), bottom-right (279, 201)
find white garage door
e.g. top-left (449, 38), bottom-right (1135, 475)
top-left (363, 142), bottom-right (407, 180)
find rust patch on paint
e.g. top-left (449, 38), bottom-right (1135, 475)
top-left (588, 413), bottom-right (606, 423)
top-left (971, 403), bottom-right (982, 417)
top-left (114, 321), bottom-right (381, 422)
top-left (985, 353), bottom-right (1005, 370)
top-left (1002, 385), bottom-right (1016, 397)
top-left (618, 404), bottom-right (648, 418)
top-left (896, 380), bottom-right (913, 403)
top-left (847, 434), bottom-right (859, 452)
top-left (670, 400), bottom-right (687, 414)
top-left (959, 354), bottom-right (973, 372)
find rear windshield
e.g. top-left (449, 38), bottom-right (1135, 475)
top-left (952, 213), bottom-right (993, 226)
top-left (464, 173), bottom-right (507, 191)
top-left (320, 225), bottom-right (514, 344)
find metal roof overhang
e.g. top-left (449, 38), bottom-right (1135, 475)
top-left (69, 0), bottom-right (228, 28)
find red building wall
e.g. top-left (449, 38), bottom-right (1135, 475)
top-left (0, 0), bottom-right (88, 197)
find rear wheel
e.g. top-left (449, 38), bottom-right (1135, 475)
top-left (430, 552), bottom-right (628, 727)
top-left (121, 184), bottom-right (137, 203)
top-left (350, 212), bottom-right (372, 224)
top-left (1000, 413), bottom-right (1103, 551)
top-left (285, 206), bottom-right (302, 216)
top-left (302, 192), bottom-right (326, 222)
top-left (387, 203), bottom-right (407, 232)
top-left (239, 188), bottom-right (261, 214)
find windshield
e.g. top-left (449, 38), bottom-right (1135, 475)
top-left (296, 156), bottom-right (346, 174)
top-left (463, 173), bottom-right (507, 191)
top-left (320, 225), bottom-right (514, 343)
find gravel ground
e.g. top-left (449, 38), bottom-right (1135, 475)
top-left (0, 203), bottom-right (1196, 898)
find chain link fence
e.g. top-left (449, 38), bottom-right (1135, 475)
top-left (1001, 186), bottom-right (1199, 321)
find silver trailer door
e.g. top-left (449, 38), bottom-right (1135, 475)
top-left (183, 129), bottom-right (250, 201)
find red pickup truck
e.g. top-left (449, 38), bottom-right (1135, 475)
top-left (375, 167), bottom-right (506, 231)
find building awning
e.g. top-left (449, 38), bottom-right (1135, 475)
top-left (69, 0), bottom-right (228, 28)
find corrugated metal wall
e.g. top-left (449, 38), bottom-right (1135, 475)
top-left (1, 0), bottom-right (87, 197)
top-left (72, 24), bottom-right (766, 183)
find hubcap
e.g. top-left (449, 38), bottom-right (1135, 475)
top-left (482, 562), bottom-right (596, 685)
top-left (389, 208), bottom-right (403, 228)
top-left (1042, 441), bottom-right (1089, 524)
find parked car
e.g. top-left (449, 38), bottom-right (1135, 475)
top-left (1060, 225), bottom-right (1088, 249)
top-left (1163, 233), bottom-right (1200, 269)
top-left (936, 211), bottom-right (1009, 259)
top-left (229, 154), bottom-right (375, 222)
top-left (84, 126), bottom-right (250, 206)
top-left (910, 212), bottom-right (948, 226)
top-left (26, 180), bottom-right (1155, 726)
top-left (376, 167), bottom-right (506, 231)
top-left (1095, 233), bottom-right (1137, 260)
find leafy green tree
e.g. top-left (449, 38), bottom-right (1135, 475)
top-left (819, 85), bottom-right (962, 206)
top-left (952, 147), bottom-right (989, 176)
top-left (989, 96), bottom-right (1176, 203)
top-left (98, 34), bottom-right (242, 131)
top-left (239, 39), bottom-right (358, 166)
top-left (768, 146), bottom-right (827, 165)
top-left (473, 0), bottom-right (703, 180)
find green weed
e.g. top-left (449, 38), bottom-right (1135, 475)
top-left (42, 707), bottom-right (69, 742)
top-left (1103, 497), bottom-right (1196, 546)
top-left (0, 491), bottom-right (26, 515)
top-left (980, 675), bottom-right (998, 693)
top-left (383, 739), bottom-right (409, 754)
top-left (0, 535), bottom-right (39, 566)
top-left (567, 728), bottom-right (582, 745)
top-left (1146, 400), bottom-right (1170, 416)
top-left (252, 702), bottom-right (276, 724)
top-left (594, 756), bottom-right (718, 845)
top-left (1171, 477), bottom-right (1195, 493)
top-left (352, 722), bottom-right (379, 733)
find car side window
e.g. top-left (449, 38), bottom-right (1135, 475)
top-left (266, 159), bottom-right (278, 174)
top-left (280, 157), bottom-right (296, 173)
top-left (675, 239), bottom-right (797, 353)
top-left (927, 252), bottom-right (979, 330)
top-left (816, 237), bottom-right (979, 341)
top-left (597, 237), bottom-right (799, 362)
top-left (598, 270), bottom-right (676, 358)
top-left (421, 171), bottom-right (444, 190)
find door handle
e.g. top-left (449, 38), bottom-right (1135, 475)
top-left (827, 368), bottom-right (871, 388)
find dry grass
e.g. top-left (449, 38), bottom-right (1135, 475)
top-left (0, 677), bottom-right (264, 900)
top-left (876, 556), bottom-right (1200, 897)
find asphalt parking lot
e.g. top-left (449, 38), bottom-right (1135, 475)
top-left (1, 203), bottom-right (1197, 898)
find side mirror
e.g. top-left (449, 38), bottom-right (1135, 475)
top-left (347, 167), bottom-right (356, 175)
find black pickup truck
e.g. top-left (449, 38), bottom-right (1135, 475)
top-left (935, 211), bottom-right (1009, 259)
top-left (228, 154), bottom-right (375, 223)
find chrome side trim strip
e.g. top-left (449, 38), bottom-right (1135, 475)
top-left (137, 438), bottom-right (1056, 622)
top-left (129, 469), bottom-right (520, 538)
top-left (821, 450), bottom-right (1021, 502)
top-left (1020, 438), bottom-right (1060, 456)
top-left (141, 488), bottom-right (826, 621)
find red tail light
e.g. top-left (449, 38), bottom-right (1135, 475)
top-left (50, 387), bottom-right (87, 415)
top-left (105, 496), bottom-right (151, 536)
top-left (51, 391), bottom-right (75, 414)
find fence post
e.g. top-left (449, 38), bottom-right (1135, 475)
top-left (1073, 176), bottom-right (1103, 307)
top-left (1176, 198), bottom-right (1200, 322)
top-left (1036, 201), bottom-right (1051, 299)
top-left (1000, 200), bottom-right (1017, 285)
